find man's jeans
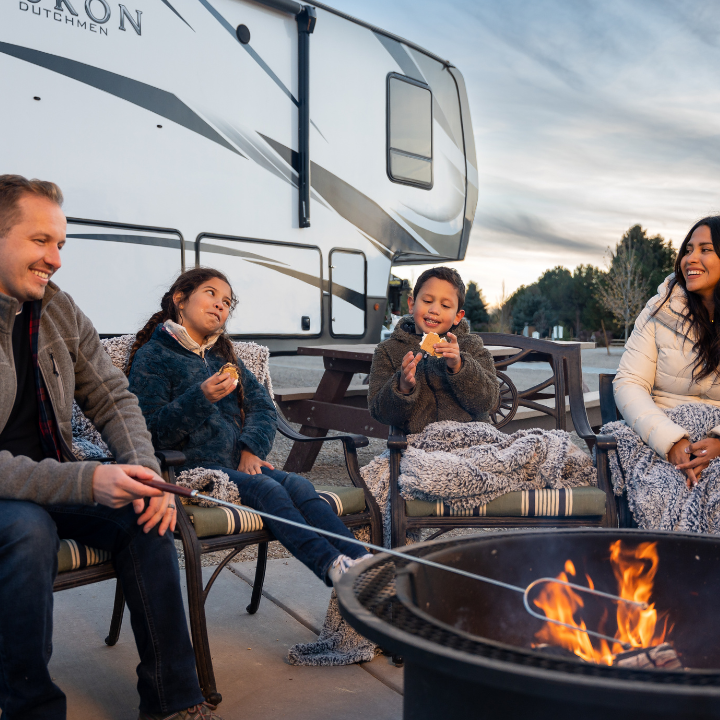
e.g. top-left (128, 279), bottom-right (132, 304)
top-left (0, 499), bottom-right (204, 720)
top-left (203, 465), bottom-right (367, 582)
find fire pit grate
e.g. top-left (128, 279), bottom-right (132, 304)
top-left (351, 546), bottom-right (720, 687)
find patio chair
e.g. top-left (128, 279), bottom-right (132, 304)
top-left (597, 372), bottom-right (635, 528)
top-left (70, 335), bottom-right (382, 706)
top-left (387, 333), bottom-right (618, 548)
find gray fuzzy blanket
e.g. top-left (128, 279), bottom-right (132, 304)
top-left (360, 420), bottom-right (597, 548)
top-left (602, 403), bottom-right (720, 533)
top-left (290, 420), bottom-right (596, 668)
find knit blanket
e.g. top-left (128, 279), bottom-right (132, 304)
top-left (288, 419), bottom-right (596, 668)
top-left (360, 419), bottom-right (597, 548)
top-left (602, 403), bottom-right (720, 533)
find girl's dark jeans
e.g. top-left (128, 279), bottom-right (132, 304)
top-left (0, 499), bottom-right (204, 720)
top-left (201, 465), bottom-right (367, 582)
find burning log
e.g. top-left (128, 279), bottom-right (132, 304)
top-left (613, 643), bottom-right (683, 671)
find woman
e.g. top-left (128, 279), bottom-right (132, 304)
top-left (614, 216), bottom-right (720, 488)
top-left (127, 268), bottom-right (369, 585)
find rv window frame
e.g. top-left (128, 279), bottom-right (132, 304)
top-left (328, 248), bottom-right (367, 339)
top-left (195, 232), bottom-right (324, 340)
top-left (386, 73), bottom-right (434, 190)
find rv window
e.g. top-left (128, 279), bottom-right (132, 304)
top-left (387, 75), bottom-right (432, 188)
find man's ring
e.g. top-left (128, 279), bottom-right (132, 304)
top-left (168, 504), bottom-right (176, 510)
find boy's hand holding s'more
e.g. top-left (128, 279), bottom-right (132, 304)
top-left (398, 350), bottom-right (423, 394)
top-left (433, 332), bottom-right (462, 373)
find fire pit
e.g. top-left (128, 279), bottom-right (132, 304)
top-left (336, 529), bottom-right (720, 720)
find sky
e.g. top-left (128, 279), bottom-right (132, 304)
top-left (330, 0), bottom-right (720, 306)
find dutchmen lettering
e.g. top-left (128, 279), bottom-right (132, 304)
top-left (54, 0), bottom-right (78, 15)
top-left (18, 0), bottom-right (143, 37)
top-left (118, 4), bottom-right (141, 35)
top-left (84, 0), bottom-right (110, 23)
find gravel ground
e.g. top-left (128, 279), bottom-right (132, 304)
top-left (179, 347), bottom-right (624, 567)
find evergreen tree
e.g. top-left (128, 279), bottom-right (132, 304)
top-left (464, 281), bottom-right (490, 330)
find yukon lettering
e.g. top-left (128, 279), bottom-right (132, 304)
top-left (18, 0), bottom-right (141, 36)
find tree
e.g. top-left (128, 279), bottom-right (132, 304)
top-left (595, 237), bottom-right (649, 340)
top-left (464, 281), bottom-right (490, 330)
top-left (620, 225), bottom-right (676, 293)
top-left (537, 266), bottom-right (574, 329)
top-left (489, 281), bottom-right (512, 333)
top-left (571, 264), bottom-right (609, 337)
top-left (511, 287), bottom-right (558, 337)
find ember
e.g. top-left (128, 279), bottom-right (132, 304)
top-left (533, 540), bottom-right (672, 665)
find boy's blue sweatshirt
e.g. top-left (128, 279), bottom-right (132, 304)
top-left (128, 326), bottom-right (276, 470)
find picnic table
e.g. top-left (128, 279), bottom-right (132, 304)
top-left (277, 341), bottom-right (595, 473)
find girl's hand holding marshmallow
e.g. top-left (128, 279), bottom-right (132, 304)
top-left (201, 371), bottom-right (237, 403)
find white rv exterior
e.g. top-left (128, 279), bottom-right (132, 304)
top-left (1, 0), bottom-right (478, 352)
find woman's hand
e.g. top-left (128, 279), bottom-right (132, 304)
top-left (238, 449), bottom-right (275, 475)
top-left (434, 332), bottom-right (462, 373)
top-left (398, 351), bottom-right (422, 394)
top-left (201, 372), bottom-right (237, 403)
top-left (672, 437), bottom-right (720, 488)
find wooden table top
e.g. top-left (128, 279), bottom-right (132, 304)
top-left (297, 340), bottom-right (595, 361)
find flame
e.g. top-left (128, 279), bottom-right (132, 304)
top-left (532, 541), bottom-right (671, 665)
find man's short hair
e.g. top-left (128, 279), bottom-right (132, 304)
top-left (412, 267), bottom-right (466, 311)
top-left (0, 174), bottom-right (64, 238)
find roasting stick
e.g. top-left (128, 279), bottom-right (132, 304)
top-left (143, 478), bottom-right (645, 649)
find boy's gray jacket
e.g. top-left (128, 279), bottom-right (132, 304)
top-left (368, 316), bottom-right (499, 434)
top-left (0, 283), bottom-right (160, 505)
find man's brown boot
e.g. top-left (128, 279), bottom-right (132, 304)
top-left (138, 702), bottom-right (222, 719)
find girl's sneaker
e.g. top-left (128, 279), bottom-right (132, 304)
top-left (138, 702), bottom-right (222, 719)
top-left (327, 553), bottom-right (373, 586)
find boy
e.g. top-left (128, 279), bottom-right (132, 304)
top-left (368, 267), bottom-right (499, 434)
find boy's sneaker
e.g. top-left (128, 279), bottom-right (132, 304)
top-left (138, 702), bottom-right (222, 719)
top-left (327, 553), bottom-right (373, 586)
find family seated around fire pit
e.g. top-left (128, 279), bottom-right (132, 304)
top-left (606, 215), bottom-right (720, 533)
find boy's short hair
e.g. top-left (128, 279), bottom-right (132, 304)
top-left (412, 267), bottom-right (466, 310)
top-left (0, 174), bottom-right (64, 238)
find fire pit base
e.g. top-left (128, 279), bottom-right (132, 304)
top-left (337, 529), bottom-right (720, 720)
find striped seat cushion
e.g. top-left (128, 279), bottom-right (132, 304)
top-left (183, 485), bottom-right (367, 538)
top-left (57, 539), bottom-right (112, 573)
top-left (405, 486), bottom-right (606, 518)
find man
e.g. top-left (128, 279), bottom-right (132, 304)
top-left (0, 175), bottom-right (222, 720)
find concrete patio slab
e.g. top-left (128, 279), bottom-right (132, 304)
top-left (47, 565), bottom-right (402, 720)
top-left (230, 557), bottom-right (404, 694)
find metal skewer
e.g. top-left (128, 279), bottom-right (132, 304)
top-left (143, 478), bottom-right (646, 650)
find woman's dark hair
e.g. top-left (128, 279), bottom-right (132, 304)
top-left (412, 267), bottom-right (466, 310)
top-left (654, 216), bottom-right (720, 382)
top-left (126, 267), bottom-right (245, 424)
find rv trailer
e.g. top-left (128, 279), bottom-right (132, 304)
top-left (1, 0), bottom-right (478, 352)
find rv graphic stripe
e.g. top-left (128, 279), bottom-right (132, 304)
top-left (0, 42), bottom-right (243, 158)
top-left (197, 242), bottom-right (290, 267)
top-left (160, 0), bottom-right (195, 31)
top-left (195, 0), bottom-right (299, 107)
top-left (246, 261), bottom-right (366, 311)
top-left (66, 234), bottom-right (183, 250)
top-left (258, 134), bottom-right (432, 257)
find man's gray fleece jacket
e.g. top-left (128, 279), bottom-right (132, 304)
top-left (0, 283), bottom-right (160, 505)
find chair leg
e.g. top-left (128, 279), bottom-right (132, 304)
top-left (104, 579), bottom-right (125, 646)
top-left (176, 508), bottom-right (222, 706)
top-left (246, 542), bottom-right (268, 614)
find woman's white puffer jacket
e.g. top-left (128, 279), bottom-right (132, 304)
top-left (614, 274), bottom-right (720, 459)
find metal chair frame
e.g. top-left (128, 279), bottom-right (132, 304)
top-left (388, 333), bottom-right (619, 548)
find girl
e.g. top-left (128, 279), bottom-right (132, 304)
top-left (615, 216), bottom-right (720, 488)
top-left (127, 268), bottom-right (369, 585)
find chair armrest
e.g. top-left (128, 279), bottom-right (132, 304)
top-left (387, 425), bottom-right (407, 451)
top-left (154, 450), bottom-right (187, 467)
top-left (275, 414), bottom-right (369, 450)
top-left (595, 434), bottom-right (617, 452)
